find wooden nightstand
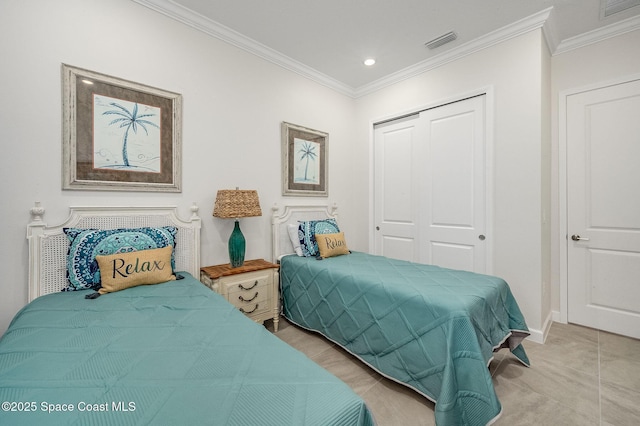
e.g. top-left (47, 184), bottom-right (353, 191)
top-left (200, 259), bottom-right (280, 331)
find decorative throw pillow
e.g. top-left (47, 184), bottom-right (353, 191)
top-left (298, 219), bottom-right (340, 257)
top-left (96, 246), bottom-right (176, 294)
top-left (64, 226), bottom-right (177, 291)
top-left (287, 224), bottom-right (304, 256)
top-left (315, 232), bottom-right (350, 259)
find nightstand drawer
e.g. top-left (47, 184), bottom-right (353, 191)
top-left (200, 259), bottom-right (280, 331)
top-left (225, 273), bottom-right (270, 294)
top-left (225, 273), bottom-right (270, 311)
top-left (226, 275), bottom-right (270, 313)
top-left (230, 296), bottom-right (269, 315)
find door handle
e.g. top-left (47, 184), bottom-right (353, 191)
top-left (571, 234), bottom-right (590, 241)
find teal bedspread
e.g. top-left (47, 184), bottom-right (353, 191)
top-left (280, 252), bottom-right (530, 426)
top-left (0, 273), bottom-right (374, 426)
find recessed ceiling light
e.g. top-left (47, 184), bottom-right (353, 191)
top-left (363, 58), bottom-right (376, 66)
top-left (81, 79), bottom-right (94, 85)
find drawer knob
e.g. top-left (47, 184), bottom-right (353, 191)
top-left (239, 291), bottom-right (259, 303)
top-left (240, 303), bottom-right (259, 314)
top-left (239, 280), bottom-right (258, 291)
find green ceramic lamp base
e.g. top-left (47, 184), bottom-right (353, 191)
top-left (228, 220), bottom-right (246, 268)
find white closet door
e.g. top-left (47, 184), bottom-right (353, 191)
top-left (373, 115), bottom-right (423, 262)
top-left (373, 95), bottom-right (488, 273)
top-left (567, 78), bottom-right (640, 339)
top-left (420, 96), bottom-right (487, 272)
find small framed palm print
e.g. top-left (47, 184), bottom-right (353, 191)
top-left (281, 122), bottom-right (328, 197)
top-left (62, 64), bottom-right (182, 192)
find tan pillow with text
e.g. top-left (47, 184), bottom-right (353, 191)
top-left (315, 232), bottom-right (350, 258)
top-left (96, 246), bottom-right (175, 294)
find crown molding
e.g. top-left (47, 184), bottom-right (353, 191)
top-left (541, 6), bottom-right (560, 54)
top-left (133, 1), bottom-right (639, 98)
top-left (131, 0), bottom-right (355, 97)
top-left (354, 7), bottom-right (553, 97)
top-left (553, 13), bottom-right (640, 55)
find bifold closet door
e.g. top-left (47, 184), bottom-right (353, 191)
top-left (374, 95), bottom-right (488, 273)
top-left (373, 115), bottom-right (423, 262)
top-left (419, 96), bottom-right (487, 273)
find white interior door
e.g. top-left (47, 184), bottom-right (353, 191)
top-left (567, 78), bottom-right (640, 339)
top-left (373, 95), bottom-right (488, 273)
top-left (373, 115), bottom-right (423, 262)
top-left (420, 96), bottom-right (487, 272)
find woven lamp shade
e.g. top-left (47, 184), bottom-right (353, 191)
top-left (213, 189), bottom-right (262, 219)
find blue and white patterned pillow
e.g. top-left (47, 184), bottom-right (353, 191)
top-left (298, 219), bottom-right (340, 257)
top-left (63, 226), bottom-right (177, 291)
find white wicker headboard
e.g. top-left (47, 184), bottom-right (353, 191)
top-left (271, 203), bottom-right (338, 263)
top-left (26, 203), bottom-right (201, 301)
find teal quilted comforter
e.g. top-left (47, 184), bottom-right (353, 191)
top-left (0, 273), bottom-right (374, 426)
top-left (280, 252), bottom-right (530, 426)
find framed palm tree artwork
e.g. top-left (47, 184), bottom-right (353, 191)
top-left (62, 64), bottom-right (182, 192)
top-left (281, 122), bottom-right (328, 197)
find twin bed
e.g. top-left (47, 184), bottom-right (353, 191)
top-left (1, 202), bottom-right (529, 426)
top-left (0, 204), bottom-right (374, 426)
top-left (271, 204), bottom-right (530, 426)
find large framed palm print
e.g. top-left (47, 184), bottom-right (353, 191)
top-left (281, 122), bottom-right (328, 197)
top-left (62, 64), bottom-right (182, 192)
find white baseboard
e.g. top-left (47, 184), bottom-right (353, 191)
top-left (526, 311), bottom-right (554, 344)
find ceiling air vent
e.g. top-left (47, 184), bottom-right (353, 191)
top-left (601, 0), bottom-right (640, 18)
top-left (425, 31), bottom-right (458, 50)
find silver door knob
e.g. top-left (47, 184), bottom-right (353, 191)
top-left (571, 234), bottom-right (590, 241)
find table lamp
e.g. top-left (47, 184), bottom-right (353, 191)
top-left (213, 188), bottom-right (262, 268)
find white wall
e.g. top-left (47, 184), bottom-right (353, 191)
top-left (355, 31), bottom-right (551, 337)
top-left (2, 0), bottom-right (637, 339)
top-left (0, 0), bottom-right (361, 334)
top-left (550, 29), bottom-right (640, 317)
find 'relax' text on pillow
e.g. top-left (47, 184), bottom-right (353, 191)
top-left (96, 246), bottom-right (176, 294)
top-left (315, 232), bottom-right (350, 259)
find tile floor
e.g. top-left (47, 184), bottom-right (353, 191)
top-left (267, 318), bottom-right (640, 426)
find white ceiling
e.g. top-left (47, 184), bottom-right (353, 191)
top-left (134, 0), bottom-right (640, 96)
